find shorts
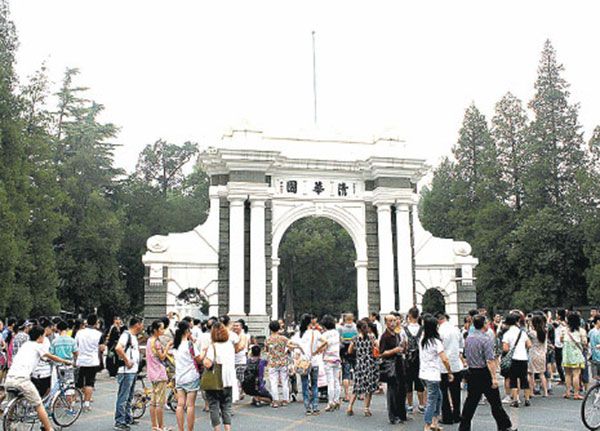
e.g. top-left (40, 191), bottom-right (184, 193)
top-left (76, 366), bottom-right (98, 389)
top-left (151, 381), bottom-right (167, 406)
top-left (342, 358), bottom-right (355, 381)
top-left (5, 376), bottom-right (43, 408)
top-left (176, 378), bottom-right (200, 393)
top-left (509, 360), bottom-right (530, 390)
top-left (405, 361), bottom-right (425, 392)
top-left (31, 376), bottom-right (51, 397)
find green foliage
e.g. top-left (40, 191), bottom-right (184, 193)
top-left (0, 2), bottom-right (210, 320)
top-left (135, 139), bottom-right (199, 196)
top-left (418, 158), bottom-right (456, 238)
top-left (422, 289), bottom-right (445, 315)
top-left (421, 40), bottom-right (597, 312)
top-left (492, 92), bottom-right (528, 210)
top-left (279, 218), bottom-right (356, 320)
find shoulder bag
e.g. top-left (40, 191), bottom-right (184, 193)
top-left (200, 343), bottom-right (224, 391)
top-left (500, 329), bottom-right (523, 374)
top-left (294, 331), bottom-right (314, 376)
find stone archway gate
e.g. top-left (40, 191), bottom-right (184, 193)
top-left (143, 129), bottom-right (478, 332)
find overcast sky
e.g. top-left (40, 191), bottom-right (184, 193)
top-left (10, 0), bottom-right (600, 173)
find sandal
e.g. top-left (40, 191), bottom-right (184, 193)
top-left (574, 395), bottom-right (585, 400)
top-left (364, 408), bottom-right (372, 417)
top-left (271, 401), bottom-right (279, 408)
top-left (346, 408), bottom-right (354, 416)
top-left (563, 394), bottom-right (571, 399)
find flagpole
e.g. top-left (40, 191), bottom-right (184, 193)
top-left (312, 30), bottom-right (317, 125)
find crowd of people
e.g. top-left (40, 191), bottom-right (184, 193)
top-left (0, 305), bottom-right (598, 431)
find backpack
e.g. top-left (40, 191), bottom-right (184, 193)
top-left (404, 326), bottom-right (423, 364)
top-left (243, 358), bottom-right (260, 389)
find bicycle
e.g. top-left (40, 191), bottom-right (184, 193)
top-left (582, 378), bottom-right (600, 430)
top-left (2, 365), bottom-right (83, 431)
top-left (131, 374), bottom-right (177, 419)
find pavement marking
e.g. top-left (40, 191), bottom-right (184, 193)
top-left (474, 418), bottom-right (576, 431)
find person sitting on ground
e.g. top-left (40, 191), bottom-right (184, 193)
top-left (5, 325), bottom-right (72, 431)
top-left (242, 345), bottom-right (272, 406)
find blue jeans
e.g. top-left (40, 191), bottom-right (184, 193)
top-left (301, 366), bottom-right (319, 411)
top-left (115, 373), bottom-right (136, 427)
top-left (423, 379), bottom-right (442, 425)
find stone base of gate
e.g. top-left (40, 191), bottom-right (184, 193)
top-left (230, 315), bottom-right (270, 339)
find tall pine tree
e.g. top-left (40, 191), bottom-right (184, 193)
top-left (54, 68), bottom-right (129, 318)
top-left (492, 92), bottom-right (528, 211)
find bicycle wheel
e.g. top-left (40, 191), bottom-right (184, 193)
top-left (51, 387), bottom-right (83, 427)
top-left (131, 391), bottom-right (147, 419)
top-left (3, 395), bottom-right (36, 431)
top-left (167, 390), bottom-right (177, 412)
top-left (583, 384), bottom-right (600, 430)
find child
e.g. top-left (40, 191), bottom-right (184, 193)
top-left (242, 345), bottom-right (272, 406)
top-left (5, 325), bottom-right (72, 431)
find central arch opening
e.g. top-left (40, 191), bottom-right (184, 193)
top-left (278, 217), bottom-right (357, 322)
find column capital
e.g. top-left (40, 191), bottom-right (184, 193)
top-left (227, 194), bottom-right (247, 205)
top-left (373, 200), bottom-right (394, 212)
top-left (355, 259), bottom-right (368, 269)
top-left (249, 196), bottom-right (267, 208)
top-left (395, 202), bottom-right (411, 212)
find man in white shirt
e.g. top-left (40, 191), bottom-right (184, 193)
top-left (404, 307), bottom-right (425, 413)
top-left (232, 321), bottom-right (249, 398)
top-left (438, 313), bottom-right (466, 425)
top-left (75, 314), bottom-right (105, 412)
top-left (6, 326), bottom-right (71, 431)
top-left (114, 317), bottom-right (143, 431)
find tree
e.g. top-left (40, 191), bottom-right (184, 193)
top-left (54, 68), bottom-right (129, 317)
top-left (508, 208), bottom-right (588, 310)
top-left (0, 0), bottom-right (25, 317)
top-left (524, 40), bottom-right (587, 216)
top-left (418, 157), bottom-right (457, 238)
top-left (18, 65), bottom-right (66, 315)
top-left (453, 103), bottom-right (501, 205)
top-left (451, 104), bottom-right (501, 241)
top-left (492, 92), bottom-right (528, 211)
top-left (135, 139), bottom-right (199, 196)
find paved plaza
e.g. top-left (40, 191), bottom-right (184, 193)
top-left (72, 371), bottom-right (588, 431)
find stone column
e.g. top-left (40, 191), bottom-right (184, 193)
top-left (396, 203), bottom-right (414, 313)
top-left (355, 259), bottom-right (369, 318)
top-left (271, 258), bottom-right (280, 320)
top-left (376, 202), bottom-right (395, 314)
top-left (249, 197), bottom-right (267, 315)
top-left (228, 195), bottom-right (246, 315)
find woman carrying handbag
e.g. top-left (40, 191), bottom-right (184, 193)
top-left (203, 322), bottom-right (237, 431)
top-left (292, 314), bottom-right (322, 416)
